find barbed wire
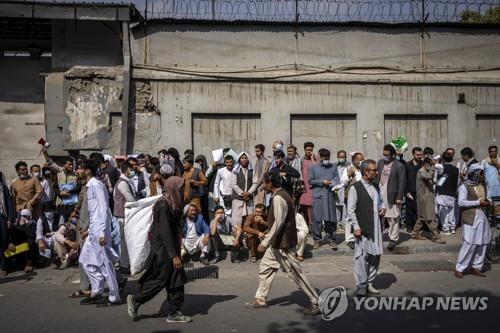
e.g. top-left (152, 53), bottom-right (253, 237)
top-left (143, 0), bottom-right (500, 23)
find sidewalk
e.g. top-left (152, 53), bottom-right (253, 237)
top-left (310, 227), bottom-right (462, 257)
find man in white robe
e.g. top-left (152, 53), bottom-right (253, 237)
top-left (455, 164), bottom-right (492, 278)
top-left (347, 159), bottom-right (385, 296)
top-left (79, 159), bottom-right (120, 305)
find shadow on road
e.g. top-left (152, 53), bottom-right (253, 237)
top-left (135, 293), bottom-right (238, 320)
top-left (0, 271), bottom-right (37, 284)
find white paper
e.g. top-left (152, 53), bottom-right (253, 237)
top-left (212, 149), bottom-right (224, 164)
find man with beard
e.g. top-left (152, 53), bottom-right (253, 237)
top-left (347, 160), bottom-right (385, 296)
top-left (375, 145), bottom-right (406, 251)
top-left (299, 142), bottom-right (318, 227)
top-left (253, 144), bottom-right (270, 206)
top-left (245, 172), bottom-right (319, 315)
top-left (231, 152), bottom-right (257, 232)
top-left (127, 165), bottom-right (192, 323)
top-left (404, 147), bottom-right (423, 233)
top-left (455, 164), bottom-right (491, 278)
top-left (340, 152), bottom-right (364, 249)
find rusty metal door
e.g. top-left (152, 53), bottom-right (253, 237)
top-left (384, 115), bottom-right (448, 154)
top-left (290, 114), bottom-right (357, 154)
top-left (192, 113), bottom-right (261, 161)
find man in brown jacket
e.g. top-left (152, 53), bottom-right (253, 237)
top-left (243, 203), bottom-right (269, 262)
top-left (10, 161), bottom-right (42, 216)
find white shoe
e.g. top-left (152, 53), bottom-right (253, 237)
top-left (368, 283), bottom-right (380, 295)
top-left (442, 231), bottom-right (452, 236)
top-left (451, 229), bottom-right (456, 235)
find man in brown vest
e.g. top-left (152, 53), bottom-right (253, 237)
top-left (455, 164), bottom-right (491, 278)
top-left (245, 172), bottom-right (320, 315)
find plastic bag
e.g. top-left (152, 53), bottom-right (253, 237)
top-left (124, 194), bottom-right (162, 276)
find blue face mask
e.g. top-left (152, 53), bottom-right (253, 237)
top-left (129, 170), bottom-right (136, 178)
top-left (384, 157), bottom-right (392, 162)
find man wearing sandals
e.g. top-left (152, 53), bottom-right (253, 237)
top-left (78, 159), bottom-right (120, 306)
top-left (347, 160), bottom-right (385, 296)
top-left (455, 164), bottom-right (492, 278)
top-left (245, 172), bottom-right (320, 315)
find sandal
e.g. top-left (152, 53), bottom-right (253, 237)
top-left (69, 290), bottom-right (90, 298)
top-left (245, 300), bottom-right (268, 309)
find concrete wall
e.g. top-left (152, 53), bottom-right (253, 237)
top-left (141, 81), bottom-right (499, 162)
top-left (131, 25), bottom-right (500, 69)
top-left (0, 57), bottom-right (51, 183)
top-left (127, 23), bottom-right (500, 162)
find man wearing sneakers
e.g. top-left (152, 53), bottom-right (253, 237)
top-left (126, 171), bottom-right (191, 323)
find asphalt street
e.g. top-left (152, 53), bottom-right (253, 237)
top-left (1, 250), bottom-right (499, 333)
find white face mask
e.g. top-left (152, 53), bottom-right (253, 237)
top-left (321, 159), bottom-right (330, 166)
top-left (275, 144), bottom-right (283, 151)
top-left (44, 211), bottom-right (55, 220)
top-left (32, 172), bottom-right (40, 178)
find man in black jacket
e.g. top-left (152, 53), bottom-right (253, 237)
top-left (0, 171), bottom-right (16, 276)
top-left (404, 147), bottom-right (423, 232)
top-left (269, 150), bottom-right (300, 196)
top-left (126, 174), bottom-right (191, 323)
top-left (376, 145), bottom-right (406, 250)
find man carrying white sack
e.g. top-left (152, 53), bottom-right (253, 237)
top-left (455, 163), bottom-right (492, 278)
top-left (79, 159), bottom-right (120, 306)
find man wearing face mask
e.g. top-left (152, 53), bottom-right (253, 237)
top-left (333, 150), bottom-right (351, 232)
top-left (6, 208), bottom-right (37, 273)
top-left (0, 171), bottom-right (16, 277)
top-left (127, 157), bottom-right (150, 199)
top-left (10, 161), bottom-right (43, 217)
top-left (376, 145), bottom-right (406, 251)
top-left (30, 164), bottom-right (42, 181)
top-left (309, 149), bottom-right (340, 250)
top-left (340, 152), bottom-right (364, 249)
top-left (113, 161), bottom-right (138, 273)
top-left (40, 167), bottom-right (55, 204)
top-left (36, 201), bottom-right (78, 268)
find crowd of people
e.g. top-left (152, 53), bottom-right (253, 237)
top-left (0, 139), bottom-right (498, 319)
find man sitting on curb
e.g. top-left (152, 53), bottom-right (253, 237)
top-left (181, 204), bottom-right (210, 265)
top-left (243, 204), bottom-right (269, 262)
top-left (209, 205), bottom-right (242, 264)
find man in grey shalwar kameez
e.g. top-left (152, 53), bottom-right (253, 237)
top-left (455, 164), bottom-right (492, 278)
top-left (308, 149), bottom-right (340, 250)
top-left (347, 160), bottom-right (385, 296)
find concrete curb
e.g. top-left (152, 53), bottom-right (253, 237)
top-left (309, 242), bottom-right (462, 257)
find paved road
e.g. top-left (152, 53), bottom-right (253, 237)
top-left (1, 253), bottom-right (499, 333)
